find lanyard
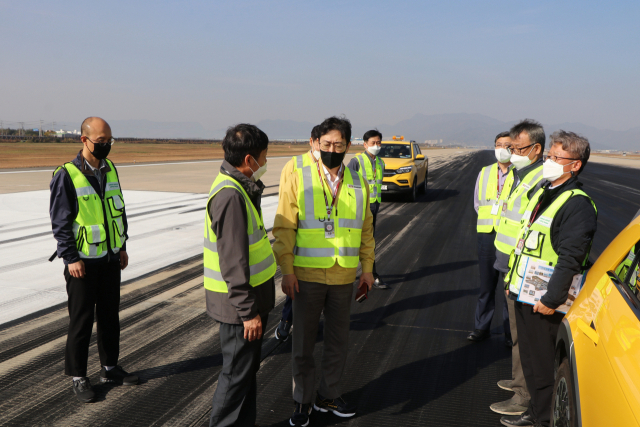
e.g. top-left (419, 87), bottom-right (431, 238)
top-left (316, 160), bottom-right (343, 220)
top-left (525, 198), bottom-right (544, 229)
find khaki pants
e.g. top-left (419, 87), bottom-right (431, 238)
top-left (508, 297), bottom-right (531, 404)
top-left (292, 280), bottom-right (353, 404)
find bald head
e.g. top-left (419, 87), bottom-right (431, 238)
top-left (81, 117), bottom-right (111, 138)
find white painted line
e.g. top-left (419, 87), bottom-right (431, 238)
top-left (0, 155), bottom-right (297, 174)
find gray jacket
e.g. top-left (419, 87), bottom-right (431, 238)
top-left (205, 161), bottom-right (275, 325)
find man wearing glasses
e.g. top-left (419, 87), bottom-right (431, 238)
top-left (273, 116), bottom-right (375, 426)
top-left (467, 131), bottom-right (514, 345)
top-left (490, 119), bottom-right (546, 418)
top-left (501, 131), bottom-right (596, 427)
top-left (49, 117), bottom-right (137, 403)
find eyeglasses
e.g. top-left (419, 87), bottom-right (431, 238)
top-left (319, 140), bottom-right (347, 151)
top-left (86, 136), bottom-right (115, 146)
top-left (507, 143), bottom-right (536, 155)
top-left (545, 154), bottom-right (579, 162)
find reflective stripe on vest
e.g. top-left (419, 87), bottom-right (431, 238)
top-left (494, 165), bottom-right (544, 255)
top-left (54, 160), bottom-right (127, 259)
top-left (355, 152), bottom-right (384, 203)
top-left (203, 173), bottom-right (276, 293)
top-left (293, 165), bottom-right (367, 269)
top-left (506, 188), bottom-right (597, 294)
top-left (292, 152), bottom-right (314, 172)
top-left (477, 163), bottom-right (514, 233)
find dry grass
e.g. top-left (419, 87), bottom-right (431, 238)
top-left (0, 142), bottom-right (313, 169)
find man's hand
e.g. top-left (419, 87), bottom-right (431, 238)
top-left (360, 272), bottom-right (374, 291)
top-left (533, 301), bottom-right (555, 315)
top-left (282, 274), bottom-right (299, 300)
top-left (243, 314), bottom-right (262, 342)
top-left (505, 289), bottom-right (510, 297)
top-left (120, 251), bottom-right (129, 270)
top-left (68, 260), bottom-right (85, 278)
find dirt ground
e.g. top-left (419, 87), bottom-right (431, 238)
top-left (0, 142), bottom-right (314, 169)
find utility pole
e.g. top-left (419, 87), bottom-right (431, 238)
top-left (19, 122), bottom-right (24, 137)
top-left (39, 120), bottom-right (43, 137)
top-left (0, 120), bottom-right (3, 136)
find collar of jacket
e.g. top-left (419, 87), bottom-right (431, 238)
top-left (72, 149), bottom-right (111, 176)
top-left (516, 157), bottom-right (543, 181)
top-left (220, 160), bottom-right (265, 200)
top-left (543, 175), bottom-right (582, 196)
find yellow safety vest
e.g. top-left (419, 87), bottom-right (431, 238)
top-left (477, 163), bottom-right (514, 233)
top-left (494, 165), bottom-right (544, 254)
top-left (203, 173), bottom-right (276, 292)
top-left (53, 159), bottom-right (127, 259)
top-left (293, 165), bottom-right (368, 269)
top-left (506, 187), bottom-right (596, 294)
top-left (354, 152), bottom-right (384, 204)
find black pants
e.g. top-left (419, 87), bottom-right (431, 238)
top-left (281, 296), bottom-right (293, 322)
top-left (371, 202), bottom-right (380, 279)
top-left (64, 260), bottom-right (121, 377)
top-left (473, 232), bottom-right (510, 335)
top-left (515, 301), bottom-right (564, 426)
top-left (210, 315), bottom-right (268, 427)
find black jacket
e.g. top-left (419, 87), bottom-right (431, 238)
top-left (205, 161), bottom-right (276, 324)
top-left (523, 176), bottom-right (598, 309)
top-left (49, 150), bottom-right (128, 265)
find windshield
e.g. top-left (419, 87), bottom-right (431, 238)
top-left (379, 144), bottom-right (412, 159)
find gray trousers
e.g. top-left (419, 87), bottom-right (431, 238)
top-left (209, 315), bottom-right (268, 427)
top-left (292, 280), bottom-right (353, 404)
top-left (507, 297), bottom-right (531, 404)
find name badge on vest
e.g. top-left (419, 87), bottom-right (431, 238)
top-left (106, 182), bottom-right (120, 191)
top-left (324, 221), bottom-right (335, 239)
top-left (491, 201), bottom-right (501, 216)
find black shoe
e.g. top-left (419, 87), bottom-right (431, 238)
top-left (290, 402), bottom-right (312, 426)
top-left (314, 394), bottom-right (356, 418)
top-left (505, 335), bottom-right (514, 347)
top-left (372, 278), bottom-right (390, 289)
top-left (72, 377), bottom-right (95, 403)
top-left (275, 319), bottom-right (292, 342)
top-left (500, 411), bottom-right (535, 426)
top-left (100, 365), bottom-right (139, 385)
top-left (467, 329), bottom-right (490, 342)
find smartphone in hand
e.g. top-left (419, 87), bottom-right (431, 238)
top-left (355, 285), bottom-right (368, 303)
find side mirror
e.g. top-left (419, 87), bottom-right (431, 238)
top-left (416, 154), bottom-right (425, 160)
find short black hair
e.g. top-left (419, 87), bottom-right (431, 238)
top-left (222, 123), bottom-right (269, 167)
top-left (311, 125), bottom-right (320, 140)
top-left (509, 119), bottom-right (545, 151)
top-left (318, 116), bottom-right (351, 144)
top-left (363, 129), bottom-right (382, 142)
top-left (494, 131), bottom-right (510, 144)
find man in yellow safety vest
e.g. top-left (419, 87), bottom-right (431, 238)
top-left (204, 124), bottom-right (276, 427)
top-left (273, 116), bottom-right (375, 426)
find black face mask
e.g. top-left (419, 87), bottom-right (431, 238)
top-left (320, 150), bottom-right (346, 169)
top-left (90, 143), bottom-right (111, 160)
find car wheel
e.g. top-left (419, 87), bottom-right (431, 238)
top-left (552, 358), bottom-right (577, 427)
top-left (407, 178), bottom-right (417, 202)
top-left (422, 171), bottom-right (428, 193)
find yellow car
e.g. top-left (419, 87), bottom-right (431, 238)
top-left (553, 210), bottom-right (640, 427)
top-left (378, 138), bottom-right (428, 202)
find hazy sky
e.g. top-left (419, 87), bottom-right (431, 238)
top-left (2, 0), bottom-right (639, 132)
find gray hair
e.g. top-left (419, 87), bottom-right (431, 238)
top-left (549, 130), bottom-right (590, 174)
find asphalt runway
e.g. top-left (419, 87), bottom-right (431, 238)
top-left (0, 150), bottom-right (638, 426)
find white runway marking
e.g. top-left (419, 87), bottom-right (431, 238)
top-left (0, 189), bottom-right (279, 325)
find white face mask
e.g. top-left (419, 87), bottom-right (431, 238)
top-left (249, 156), bottom-right (267, 182)
top-left (510, 145), bottom-right (535, 169)
top-left (367, 145), bottom-right (381, 156)
top-left (543, 159), bottom-right (575, 182)
top-left (494, 148), bottom-right (511, 163)
top-left (313, 150), bottom-right (321, 160)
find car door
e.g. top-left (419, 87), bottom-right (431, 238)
top-left (570, 231), bottom-right (640, 426)
top-left (412, 144), bottom-right (426, 183)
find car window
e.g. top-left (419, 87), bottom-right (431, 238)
top-left (414, 145), bottom-right (422, 155)
top-left (614, 240), bottom-right (640, 301)
top-left (379, 144), bottom-right (412, 159)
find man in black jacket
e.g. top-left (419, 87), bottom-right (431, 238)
top-left (205, 124), bottom-right (276, 427)
top-left (49, 117), bottom-right (137, 403)
top-left (500, 131), bottom-right (597, 427)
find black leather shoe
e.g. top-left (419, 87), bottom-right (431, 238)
top-left (72, 377), bottom-right (95, 403)
top-left (500, 412), bottom-right (535, 426)
top-left (467, 329), bottom-right (490, 342)
top-left (100, 365), bottom-right (139, 385)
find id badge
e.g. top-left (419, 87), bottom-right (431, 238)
top-left (491, 201), bottom-right (500, 216)
top-left (515, 239), bottom-right (525, 255)
top-left (324, 221), bottom-right (335, 239)
top-left (501, 201), bottom-right (508, 217)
